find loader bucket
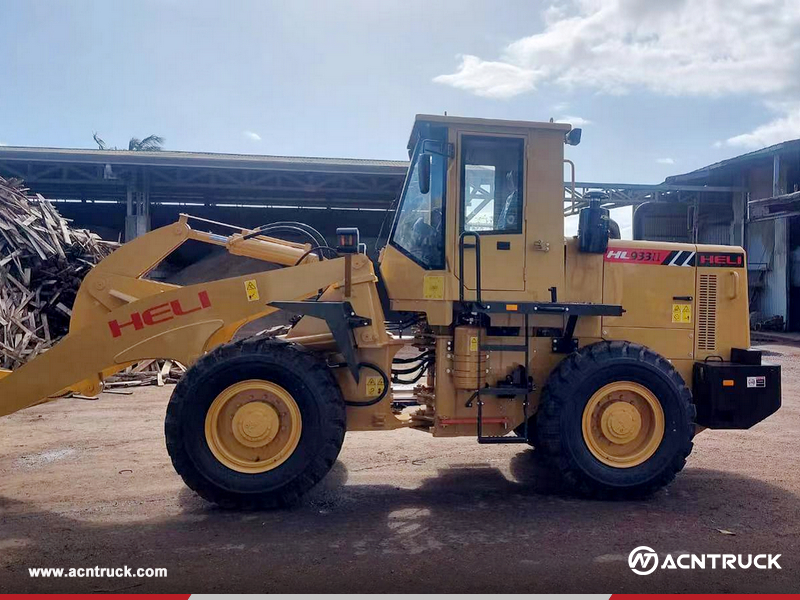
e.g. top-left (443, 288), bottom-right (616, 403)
top-left (0, 216), bottom-right (353, 419)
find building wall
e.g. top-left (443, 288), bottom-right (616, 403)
top-left (749, 165), bottom-right (774, 200)
top-left (747, 219), bottom-right (789, 325)
top-left (745, 162), bottom-right (790, 328)
top-left (643, 147), bottom-right (799, 330)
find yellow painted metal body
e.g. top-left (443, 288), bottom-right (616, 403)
top-left (394, 235), bottom-right (750, 438)
top-left (381, 116), bottom-right (569, 323)
top-left (378, 115), bottom-right (751, 438)
top-left (0, 215), bottom-right (401, 429)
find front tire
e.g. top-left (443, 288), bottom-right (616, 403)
top-left (165, 337), bottom-right (345, 509)
top-left (537, 341), bottom-right (695, 498)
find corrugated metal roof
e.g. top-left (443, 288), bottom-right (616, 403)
top-left (0, 146), bottom-right (410, 175)
top-left (666, 138), bottom-right (800, 184)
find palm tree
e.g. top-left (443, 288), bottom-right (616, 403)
top-left (92, 133), bottom-right (165, 151)
top-left (127, 135), bottom-right (165, 151)
top-left (93, 132), bottom-right (107, 150)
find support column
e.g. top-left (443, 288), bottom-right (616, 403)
top-left (772, 153), bottom-right (789, 329)
top-left (774, 217), bottom-right (789, 330)
top-left (124, 169), bottom-right (151, 241)
top-left (731, 173), bottom-right (746, 247)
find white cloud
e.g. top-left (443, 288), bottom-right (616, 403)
top-left (435, 1), bottom-right (800, 151)
top-left (243, 131), bottom-right (262, 141)
top-left (436, 1), bottom-right (800, 100)
top-left (656, 157), bottom-right (675, 165)
top-left (0, 142), bottom-right (7, 146)
top-left (723, 103), bottom-right (800, 149)
top-left (432, 55), bottom-right (539, 99)
top-left (557, 115), bottom-right (591, 127)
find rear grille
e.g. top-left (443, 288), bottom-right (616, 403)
top-left (698, 274), bottom-right (717, 350)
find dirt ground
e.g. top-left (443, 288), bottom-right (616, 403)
top-left (1, 342), bottom-right (798, 594)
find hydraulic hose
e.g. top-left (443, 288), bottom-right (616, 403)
top-left (242, 222), bottom-right (327, 249)
top-left (391, 350), bottom-right (434, 365)
top-left (391, 360), bottom-right (433, 375)
top-left (294, 245), bottom-right (339, 265)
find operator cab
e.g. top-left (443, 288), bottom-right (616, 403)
top-left (380, 114), bottom-right (577, 321)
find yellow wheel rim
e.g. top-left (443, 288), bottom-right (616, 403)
top-left (205, 379), bottom-right (302, 474)
top-left (581, 381), bottom-right (664, 468)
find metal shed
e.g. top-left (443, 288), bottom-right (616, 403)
top-left (636, 140), bottom-right (800, 331)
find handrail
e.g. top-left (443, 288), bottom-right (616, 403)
top-left (564, 159), bottom-right (576, 212)
top-left (458, 231), bottom-right (482, 305)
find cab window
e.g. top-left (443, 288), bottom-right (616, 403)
top-left (390, 146), bottom-right (446, 269)
top-left (461, 136), bottom-right (524, 234)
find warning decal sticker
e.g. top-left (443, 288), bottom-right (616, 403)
top-left (365, 375), bottom-right (385, 397)
top-left (423, 275), bottom-right (445, 299)
top-left (244, 279), bottom-right (260, 302)
top-left (671, 303), bottom-right (692, 323)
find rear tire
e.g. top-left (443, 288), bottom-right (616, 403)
top-left (165, 337), bottom-right (345, 509)
top-left (537, 341), bottom-right (695, 498)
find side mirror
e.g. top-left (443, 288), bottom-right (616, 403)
top-left (565, 128), bottom-right (582, 146)
top-left (418, 153), bottom-right (432, 195)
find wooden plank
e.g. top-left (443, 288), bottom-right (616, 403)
top-left (131, 359), bottom-right (156, 373)
top-left (0, 175), bottom-right (113, 370)
top-left (55, 303), bottom-right (72, 317)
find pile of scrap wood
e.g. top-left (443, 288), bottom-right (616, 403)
top-left (0, 175), bottom-right (117, 369)
top-left (105, 359), bottom-right (187, 390)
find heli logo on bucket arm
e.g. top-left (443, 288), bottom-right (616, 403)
top-left (108, 290), bottom-right (212, 338)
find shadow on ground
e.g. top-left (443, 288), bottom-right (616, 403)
top-left (1, 451), bottom-right (798, 593)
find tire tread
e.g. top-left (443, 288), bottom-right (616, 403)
top-left (537, 340), bottom-right (696, 499)
top-left (165, 336), bottom-right (345, 509)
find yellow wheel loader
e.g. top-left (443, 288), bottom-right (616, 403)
top-left (0, 115), bottom-right (781, 507)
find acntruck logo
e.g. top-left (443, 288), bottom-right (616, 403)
top-left (628, 546), bottom-right (781, 575)
top-left (629, 546), bottom-right (659, 575)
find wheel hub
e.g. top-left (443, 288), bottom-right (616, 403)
top-left (204, 380), bottom-right (302, 474)
top-left (232, 402), bottom-right (280, 447)
top-left (581, 381), bottom-right (665, 468)
top-left (600, 401), bottom-right (642, 444)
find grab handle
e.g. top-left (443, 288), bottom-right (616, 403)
top-left (729, 270), bottom-right (740, 300)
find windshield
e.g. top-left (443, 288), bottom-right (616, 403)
top-left (390, 146), bottom-right (446, 269)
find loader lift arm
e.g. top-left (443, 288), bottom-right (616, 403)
top-left (0, 215), bottom-right (387, 418)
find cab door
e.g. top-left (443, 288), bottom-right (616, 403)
top-left (458, 134), bottom-right (526, 292)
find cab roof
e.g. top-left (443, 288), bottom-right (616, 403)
top-left (409, 114), bottom-right (572, 151)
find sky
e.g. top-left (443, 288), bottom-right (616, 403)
top-left (1, 0), bottom-right (799, 187)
